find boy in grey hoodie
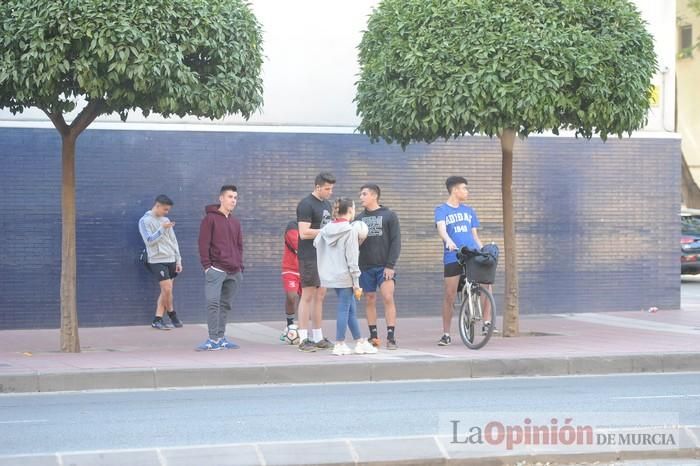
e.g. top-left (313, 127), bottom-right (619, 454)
top-left (138, 195), bottom-right (183, 330)
top-left (314, 198), bottom-right (377, 356)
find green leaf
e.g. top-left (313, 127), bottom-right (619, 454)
top-left (355, 0), bottom-right (657, 146)
top-left (0, 0), bottom-right (264, 125)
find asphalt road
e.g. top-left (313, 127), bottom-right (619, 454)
top-left (0, 372), bottom-right (698, 456)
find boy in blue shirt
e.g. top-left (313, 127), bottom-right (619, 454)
top-left (434, 176), bottom-right (488, 346)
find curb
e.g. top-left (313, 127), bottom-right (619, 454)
top-left (0, 429), bottom-right (698, 466)
top-left (1, 352), bottom-right (700, 393)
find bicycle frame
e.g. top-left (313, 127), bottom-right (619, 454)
top-left (461, 277), bottom-right (483, 322)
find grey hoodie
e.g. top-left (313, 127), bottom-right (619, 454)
top-left (313, 220), bottom-right (360, 289)
top-left (138, 210), bottom-right (181, 265)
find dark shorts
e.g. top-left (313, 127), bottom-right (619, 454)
top-left (148, 262), bottom-right (178, 282)
top-left (444, 262), bottom-right (462, 278)
top-left (299, 258), bottom-right (321, 288)
top-left (359, 266), bottom-right (396, 292)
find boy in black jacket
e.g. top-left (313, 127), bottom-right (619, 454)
top-left (356, 184), bottom-right (401, 350)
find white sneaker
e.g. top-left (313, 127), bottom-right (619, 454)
top-left (354, 338), bottom-right (378, 355)
top-left (332, 342), bottom-right (352, 356)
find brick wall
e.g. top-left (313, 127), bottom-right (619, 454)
top-left (0, 128), bottom-right (680, 329)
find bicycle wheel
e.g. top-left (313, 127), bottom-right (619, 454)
top-left (458, 284), bottom-right (496, 350)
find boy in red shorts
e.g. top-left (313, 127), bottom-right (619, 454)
top-left (281, 220), bottom-right (301, 339)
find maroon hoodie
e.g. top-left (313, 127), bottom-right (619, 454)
top-left (198, 204), bottom-right (244, 274)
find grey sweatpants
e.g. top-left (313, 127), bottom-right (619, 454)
top-left (204, 268), bottom-right (242, 339)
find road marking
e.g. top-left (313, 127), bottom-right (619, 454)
top-left (0, 419), bottom-right (48, 424)
top-left (612, 394), bottom-right (700, 400)
top-left (555, 313), bottom-right (700, 335)
top-left (254, 443), bottom-right (266, 466)
top-left (155, 448), bottom-right (167, 466)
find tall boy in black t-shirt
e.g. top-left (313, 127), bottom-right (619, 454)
top-left (295, 172), bottom-right (335, 352)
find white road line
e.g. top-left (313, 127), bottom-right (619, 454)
top-left (0, 419), bottom-right (48, 424)
top-left (612, 394), bottom-right (700, 400)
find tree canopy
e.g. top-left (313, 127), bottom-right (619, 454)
top-left (0, 0), bottom-right (263, 123)
top-left (355, 0), bottom-right (657, 147)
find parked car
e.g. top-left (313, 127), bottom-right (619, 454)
top-left (681, 208), bottom-right (700, 274)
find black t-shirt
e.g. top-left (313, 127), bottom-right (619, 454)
top-left (296, 194), bottom-right (332, 260)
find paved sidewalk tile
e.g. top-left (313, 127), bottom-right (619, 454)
top-left (1, 311), bottom-right (699, 392)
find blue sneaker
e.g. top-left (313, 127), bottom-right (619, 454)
top-left (195, 339), bottom-right (221, 351)
top-left (219, 337), bottom-right (240, 349)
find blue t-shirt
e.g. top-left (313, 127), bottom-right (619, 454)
top-left (434, 203), bottom-right (480, 264)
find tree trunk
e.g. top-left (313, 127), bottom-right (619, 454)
top-left (43, 102), bottom-right (102, 353)
top-left (60, 134), bottom-right (80, 353)
top-left (500, 129), bottom-right (519, 337)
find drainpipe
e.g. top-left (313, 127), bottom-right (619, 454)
top-left (661, 65), bottom-right (674, 132)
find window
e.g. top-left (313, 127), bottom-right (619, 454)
top-left (680, 24), bottom-right (693, 51)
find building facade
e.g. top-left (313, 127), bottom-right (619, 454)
top-left (0, 1), bottom-right (682, 329)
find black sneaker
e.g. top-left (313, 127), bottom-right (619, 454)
top-left (386, 339), bottom-right (398, 350)
top-left (438, 334), bottom-right (451, 346)
top-left (482, 321), bottom-right (492, 336)
top-left (314, 337), bottom-right (333, 350)
top-left (168, 311), bottom-right (183, 328)
top-left (298, 339), bottom-right (317, 352)
top-left (151, 319), bottom-right (171, 330)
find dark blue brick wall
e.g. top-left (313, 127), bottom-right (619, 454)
top-left (0, 128), bottom-right (680, 329)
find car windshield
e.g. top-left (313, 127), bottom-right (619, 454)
top-left (682, 215), bottom-right (700, 235)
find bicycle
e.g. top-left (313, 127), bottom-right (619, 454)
top-left (455, 245), bottom-right (498, 350)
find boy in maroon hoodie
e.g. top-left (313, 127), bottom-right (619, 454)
top-left (196, 185), bottom-right (244, 351)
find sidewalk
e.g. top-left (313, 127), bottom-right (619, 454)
top-left (1, 309), bottom-right (699, 393)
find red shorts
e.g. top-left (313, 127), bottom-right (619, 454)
top-left (281, 271), bottom-right (301, 295)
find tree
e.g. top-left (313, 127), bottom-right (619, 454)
top-left (0, 0), bottom-right (263, 352)
top-left (355, 0), bottom-right (657, 336)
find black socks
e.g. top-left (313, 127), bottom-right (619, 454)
top-left (387, 326), bottom-right (395, 341)
top-left (369, 325), bottom-right (378, 339)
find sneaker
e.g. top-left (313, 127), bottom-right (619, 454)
top-left (482, 321), bottom-right (492, 336)
top-left (280, 325), bottom-right (290, 342)
top-left (314, 337), bottom-right (333, 350)
top-left (195, 338), bottom-right (221, 351)
top-left (167, 311), bottom-right (183, 328)
top-left (219, 337), bottom-right (240, 349)
top-left (438, 334), bottom-right (451, 346)
top-left (332, 342), bottom-right (352, 356)
top-left (354, 338), bottom-right (378, 355)
top-left (298, 339), bottom-right (317, 352)
top-left (368, 336), bottom-right (381, 348)
top-left (151, 319), bottom-right (171, 330)
top-left (386, 339), bottom-right (398, 350)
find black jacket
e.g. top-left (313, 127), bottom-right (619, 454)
top-left (356, 206), bottom-right (401, 270)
